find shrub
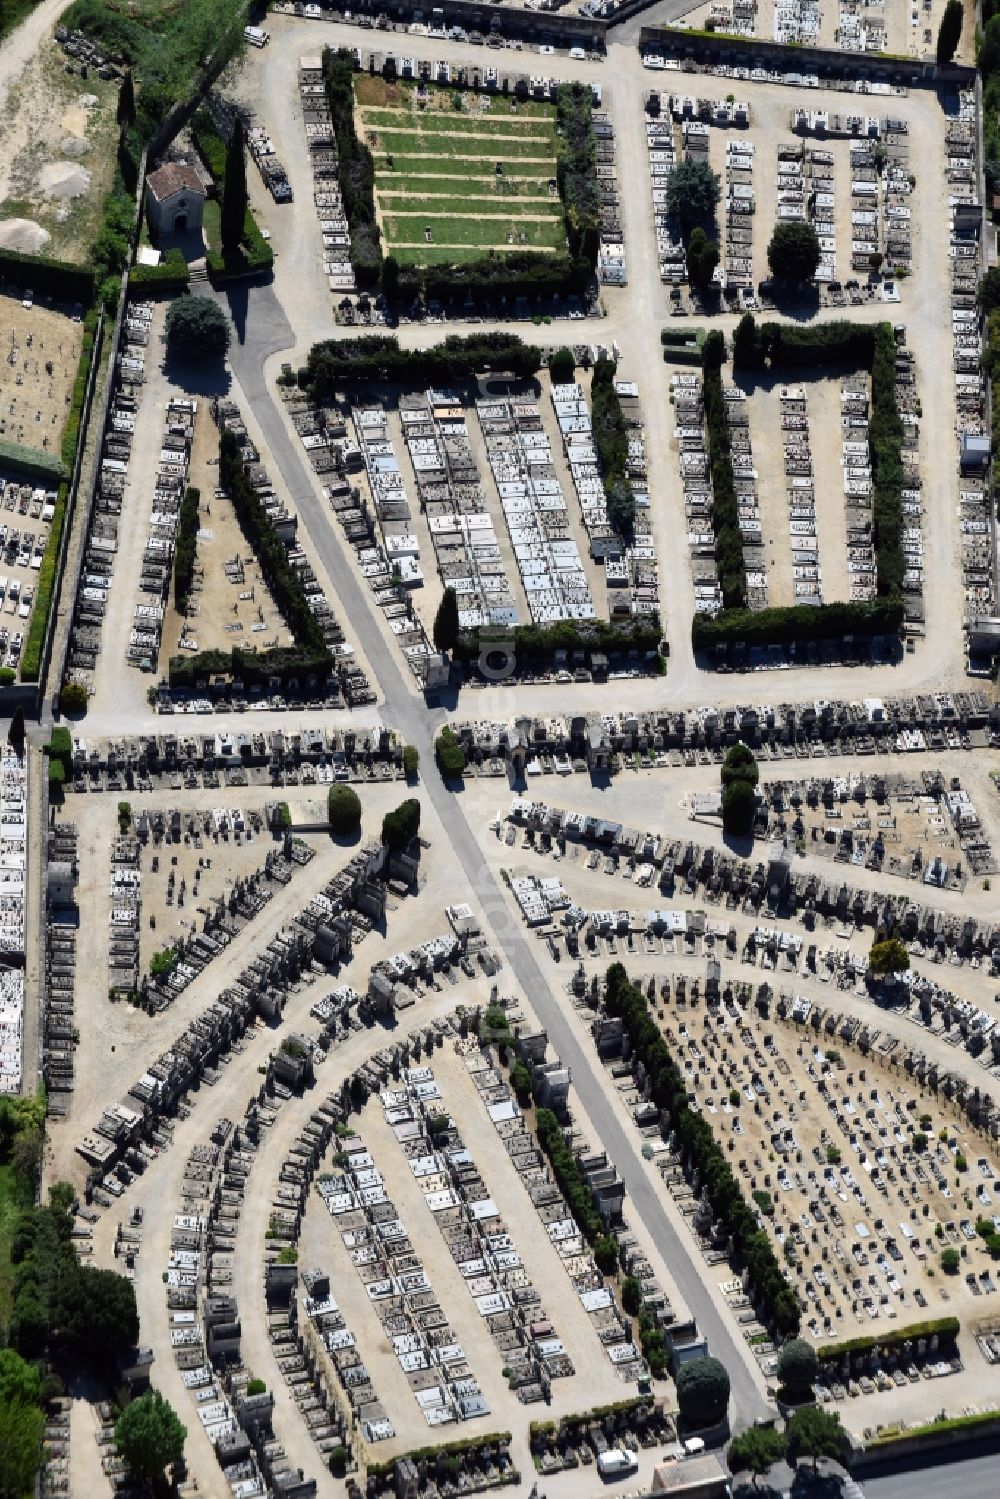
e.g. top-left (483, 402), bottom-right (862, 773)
top-left (435, 727), bottom-right (466, 780)
top-left (777, 1338), bottom-right (819, 1398)
top-left (328, 784), bottom-right (361, 835)
top-left (665, 158), bottom-right (721, 230)
top-left (402, 745), bottom-right (419, 778)
top-left (676, 1357), bottom-right (730, 1426)
top-left (869, 937), bottom-right (909, 978)
top-left (940, 1247), bottom-right (961, 1274)
top-left (621, 1276), bottom-right (643, 1316)
top-left (381, 798), bottom-right (420, 852)
top-left (59, 681), bottom-right (88, 715)
top-left (165, 297), bottom-right (230, 358)
top-left (245, 1378), bottom-right (266, 1397)
top-left (767, 220), bottom-right (821, 281)
top-left (172, 486), bottom-right (200, 612)
top-left (548, 347), bottom-right (576, 384)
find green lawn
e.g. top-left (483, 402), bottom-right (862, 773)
top-left (361, 107), bottom-right (557, 137)
top-left (375, 130), bottom-right (555, 160)
top-left (379, 194), bottom-right (562, 218)
top-left (377, 155), bottom-right (553, 182)
top-left (379, 172), bottom-right (554, 198)
top-left (358, 79), bottom-right (565, 269)
top-left (383, 214), bottom-right (566, 255)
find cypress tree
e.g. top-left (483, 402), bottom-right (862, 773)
top-left (116, 71), bottom-right (135, 129)
top-left (433, 587), bottom-right (460, 653)
top-left (220, 117), bottom-right (247, 254)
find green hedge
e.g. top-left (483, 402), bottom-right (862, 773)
top-left (61, 309), bottom-right (99, 470)
top-left (869, 1410), bottom-right (1000, 1446)
top-left (0, 247), bottom-right (94, 303)
top-left (606, 963), bottom-right (800, 1338)
top-left (692, 596), bottom-right (904, 652)
top-left (167, 643), bottom-right (333, 689)
top-left (130, 248), bottom-right (190, 292)
top-left (702, 347), bottom-right (747, 610)
top-left (554, 81), bottom-right (600, 267)
top-left (172, 485), bottom-right (200, 611)
top-left (21, 482), bottom-right (69, 684)
top-left (591, 357), bottom-right (634, 536)
top-left (219, 428), bottom-right (323, 646)
top-left (20, 308), bottom-right (100, 683)
top-left (323, 48), bottom-right (382, 287)
top-left (304, 332), bottom-right (541, 399)
top-left (818, 1317), bottom-right (959, 1363)
top-left (0, 439), bottom-right (68, 483)
top-left (452, 616), bottom-right (660, 666)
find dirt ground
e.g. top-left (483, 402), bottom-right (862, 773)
top-left (159, 400), bottom-right (294, 664)
top-left (0, 292), bottom-right (83, 453)
top-left (0, 39), bottom-right (118, 263)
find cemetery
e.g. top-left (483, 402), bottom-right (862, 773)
top-left (355, 75), bottom-right (567, 267)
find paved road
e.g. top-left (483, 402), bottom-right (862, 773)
top-left (191, 9), bottom-right (976, 1437)
top-left (214, 274), bottom-right (769, 1425)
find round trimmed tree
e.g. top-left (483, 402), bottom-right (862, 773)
top-left (777, 1337), bottom-right (819, 1399)
top-left (165, 296), bottom-right (230, 359)
top-left (676, 1355), bottom-right (731, 1427)
top-left (767, 220), bottom-right (821, 282)
top-left (328, 784), bottom-right (361, 836)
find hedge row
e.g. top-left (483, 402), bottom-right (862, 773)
top-left (818, 1316), bottom-right (959, 1363)
top-left (701, 343), bottom-right (747, 610)
top-left (0, 246), bottom-right (93, 303)
top-left (168, 643), bottom-right (333, 689)
top-left (534, 1104), bottom-right (669, 1376)
top-left (219, 428), bottom-right (324, 649)
top-left (129, 255), bottom-right (190, 292)
top-left (869, 321), bottom-right (906, 596)
top-left (172, 485), bottom-right (200, 611)
top-left (605, 963), bottom-right (801, 1338)
top-left (20, 482), bottom-right (68, 684)
top-left (304, 332), bottom-right (541, 399)
top-left (591, 358), bottom-right (634, 537)
top-left (21, 309), bottom-right (100, 683)
top-left (0, 439), bottom-right (67, 483)
top-left (452, 615), bottom-right (661, 665)
top-left (733, 314), bottom-right (878, 372)
top-left (323, 48), bottom-right (382, 287)
top-left (692, 596), bottom-right (904, 652)
top-left (61, 309), bottom-right (100, 469)
top-left (554, 81), bottom-right (600, 268)
top-left (397, 249), bottom-right (589, 306)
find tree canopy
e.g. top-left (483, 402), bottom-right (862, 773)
top-left (665, 158), bottom-right (721, 230)
top-left (115, 1391), bottom-right (186, 1487)
top-left (0, 1352), bottom-right (45, 1499)
top-left (381, 797), bottom-right (420, 852)
top-left (221, 116), bottom-right (248, 253)
top-left (164, 296), bottom-right (230, 359)
top-left (777, 1337), bottom-right (819, 1398)
top-left (727, 1425), bottom-right (787, 1486)
top-left (548, 346), bottom-right (576, 384)
top-left (433, 587), bottom-right (460, 654)
top-left (785, 1405), bottom-right (843, 1471)
top-left (869, 936), bottom-right (910, 978)
top-left (675, 1356), bottom-right (731, 1426)
top-left (767, 220), bottom-right (821, 282)
top-left (686, 226), bottom-right (720, 292)
top-left (327, 784), bottom-right (361, 836)
top-left (721, 744), bottom-right (759, 838)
